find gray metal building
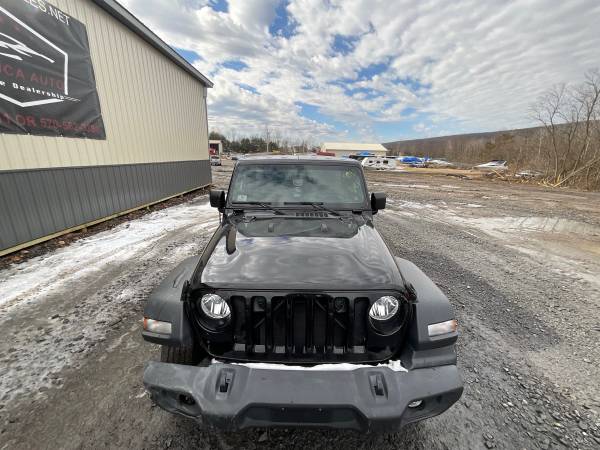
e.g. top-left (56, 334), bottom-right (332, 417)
top-left (0, 0), bottom-right (213, 255)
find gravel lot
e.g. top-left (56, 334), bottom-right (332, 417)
top-left (1, 161), bottom-right (599, 449)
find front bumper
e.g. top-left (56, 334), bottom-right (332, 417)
top-left (144, 361), bottom-right (462, 431)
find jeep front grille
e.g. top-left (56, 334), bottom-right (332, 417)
top-left (192, 292), bottom-right (406, 363)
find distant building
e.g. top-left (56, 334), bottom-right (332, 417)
top-left (209, 140), bottom-right (223, 155)
top-left (320, 142), bottom-right (388, 158)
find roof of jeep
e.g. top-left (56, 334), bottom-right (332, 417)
top-left (236, 155), bottom-right (361, 165)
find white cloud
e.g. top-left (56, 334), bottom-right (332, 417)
top-left (119, 0), bottom-right (600, 142)
top-left (413, 122), bottom-right (430, 134)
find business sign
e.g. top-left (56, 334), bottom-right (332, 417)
top-left (0, 0), bottom-right (105, 139)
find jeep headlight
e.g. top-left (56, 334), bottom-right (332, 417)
top-left (369, 296), bottom-right (409, 335)
top-left (369, 296), bottom-right (399, 321)
top-left (201, 294), bottom-right (231, 319)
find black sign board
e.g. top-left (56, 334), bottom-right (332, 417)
top-left (0, 0), bottom-right (105, 139)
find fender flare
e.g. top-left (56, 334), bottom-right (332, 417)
top-left (142, 256), bottom-right (199, 347)
top-left (395, 257), bottom-right (458, 369)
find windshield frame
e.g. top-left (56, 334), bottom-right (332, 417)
top-left (225, 160), bottom-right (371, 211)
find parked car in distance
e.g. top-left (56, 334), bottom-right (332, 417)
top-left (475, 160), bottom-right (508, 171)
top-left (142, 156), bottom-right (462, 432)
top-left (397, 155), bottom-right (427, 167)
top-left (210, 155), bottom-right (222, 166)
top-left (361, 156), bottom-right (397, 170)
top-left (427, 158), bottom-right (454, 168)
top-left (515, 169), bottom-right (544, 179)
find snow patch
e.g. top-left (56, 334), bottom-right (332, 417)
top-left (0, 201), bottom-right (217, 311)
top-left (451, 216), bottom-right (600, 239)
top-left (386, 184), bottom-right (432, 189)
top-left (397, 200), bottom-right (439, 210)
top-left (0, 197), bottom-right (218, 411)
top-left (218, 359), bottom-right (407, 372)
top-left (507, 245), bottom-right (600, 291)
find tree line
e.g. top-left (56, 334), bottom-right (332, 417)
top-left (208, 131), bottom-right (315, 155)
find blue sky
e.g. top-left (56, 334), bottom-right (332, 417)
top-left (174, 47), bottom-right (201, 64)
top-left (123, 0), bottom-right (600, 144)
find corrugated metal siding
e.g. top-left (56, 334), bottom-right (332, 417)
top-left (0, 0), bottom-right (212, 253)
top-left (0, 0), bottom-right (209, 171)
top-left (0, 160), bottom-right (211, 251)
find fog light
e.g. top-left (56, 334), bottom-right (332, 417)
top-left (143, 318), bottom-right (172, 335)
top-left (408, 400), bottom-right (423, 408)
top-left (201, 294), bottom-right (231, 319)
top-left (369, 296), bottom-right (399, 321)
top-left (178, 394), bottom-right (195, 406)
top-left (428, 319), bottom-right (458, 337)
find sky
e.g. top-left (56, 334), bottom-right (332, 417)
top-left (119, 0), bottom-right (600, 144)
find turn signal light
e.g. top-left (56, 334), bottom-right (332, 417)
top-left (427, 319), bottom-right (458, 337)
top-left (143, 317), bottom-right (172, 335)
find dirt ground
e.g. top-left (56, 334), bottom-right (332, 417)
top-left (1, 160), bottom-right (599, 449)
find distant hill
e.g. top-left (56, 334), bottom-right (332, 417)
top-left (383, 125), bottom-right (545, 166)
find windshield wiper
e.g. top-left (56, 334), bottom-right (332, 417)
top-left (231, 201), bottom-right (286, 215)
top-left (283, 201), bottom-right (341, 217)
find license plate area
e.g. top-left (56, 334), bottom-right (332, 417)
top-left (242, 405), bottom-right (362, 428)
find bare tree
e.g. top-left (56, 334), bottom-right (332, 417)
top-left (529, 70), bottom-right (600, 188)
top-left (531, 84), bottom-right (568, 179)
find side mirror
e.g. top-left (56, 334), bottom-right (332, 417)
top-left (209, 189), bottom-right (226, 211)
top-left (371, 192), bottom-right (386, 214)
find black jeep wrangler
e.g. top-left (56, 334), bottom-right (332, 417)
top-left (142, 156), bottom-right (462, 431)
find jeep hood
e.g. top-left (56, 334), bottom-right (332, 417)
top-left (200, 223), bottom-right (405, 291)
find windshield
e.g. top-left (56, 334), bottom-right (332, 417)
top-left (228, 163), bottom-right (367, 207)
